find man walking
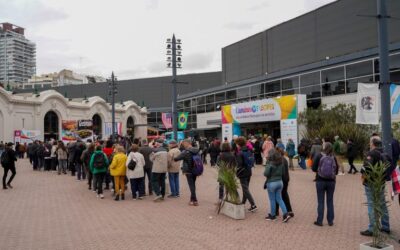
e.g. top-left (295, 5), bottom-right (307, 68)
top-left (360, 137), bottom-right (391, 236)
top-left (2, 143), bottom-right (17, 189)
top-left (150, 139), bottom-right (168, 201)
top-left (139, 139), bottom-right (154, 195)
top-left (333, 136), bottom-right (346, 175)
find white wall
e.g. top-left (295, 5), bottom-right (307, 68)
top-left (196, 111), bottom-right (221, 129)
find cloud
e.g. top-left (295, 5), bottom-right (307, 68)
top-left (224, 22), bottom-right (255, 30)
top-left (0, 0), bottom-right (68, 28)
top-left (148, 61), bottom-right (169, 75)
top-left (184, 52), bottom-right (214, 71)
top-left (303, 0), bottom-right (336, 12)
top-left (145, 0), bottom-right (159, 10)
top-left (247, 1), bottom-right (270, 11)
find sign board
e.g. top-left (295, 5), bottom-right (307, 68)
top-left (61, 120), bottom-right (94, 143)
top-left (222, 123), bottom-right (233, 143)
top-left (14, 130), bottom-right (42, 144)
top-left (104, 122), bottom-right (122, 138)
top-left (280, 119), bottom-right (298, 150)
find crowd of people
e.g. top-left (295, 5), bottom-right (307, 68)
top-left (2, 132), bottom-right (400, 241)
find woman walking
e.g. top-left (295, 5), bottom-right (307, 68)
top-left (262, 136), bottom-right (274, 165)
top-left (275, 147), bottom-right (294, 217)
top-left (264, 148), bottom-right (292, 222)
top-left (311, 142), bottom-right (338, 226)
top-left (56, 141), bottom-right (68, 175)
top-left (126, 144), bottom-right (146, 200)
top-left (109, 145), bottom-right (127, 201)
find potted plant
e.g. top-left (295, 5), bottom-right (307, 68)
top-left (217, 162), bottom-right (245, 220)
top-left (360, 162), bottom-right (394, 250)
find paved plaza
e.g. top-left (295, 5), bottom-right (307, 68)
top-left (1, 159), bottom-right (400, 250)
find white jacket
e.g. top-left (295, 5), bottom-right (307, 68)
top-left (126, 152), bottom-right (145, 179)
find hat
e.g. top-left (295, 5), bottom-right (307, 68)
top-left (7, 142), bottom-right (14, 146)
top-left (169, 140), bottom-right (177, 145)
top-left (156, 138), bottom-right (164, 144)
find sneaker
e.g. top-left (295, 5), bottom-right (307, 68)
top-left (189, 201), bottom-right (195, 206)
top-left (265, 214), bottom-right (277, 221)
top-left (248, 205), bottom-right (258, 213)
top-left (193, 201), bottom-right (199, 206)
top-left (283, 213), bottom-right (292, 223)
top-left (96, 194), bottom-right (100, 198)
top-left (167, 194), bottom-right (175, 198)
top-left (338, 172), bottom-right (345, 176)
top-left (138, 197), bottom-right (143, 200)
top-left (133, 198), bottom-right (137, 200)
top-left (288, 212), bottom-right (294, 217)
top-left (153, 195), bottom-right (163, 202)
top-left (381, 229), bottom-right (391, 234)
top-left (328, 222), bottom-right (334, 226)
top-left (7, 184), bottom-right (13, 189)
top-left (360, 230), bottom-right (373, 237)
top-left (92, 190), bottom-right (97, 193)
top-left (314, 221), bottom-right (323, 227)
top-left (100, 194), bottom-right (104, 199)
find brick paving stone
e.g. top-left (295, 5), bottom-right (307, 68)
top-left (0, 159), bottom-right (400, 250)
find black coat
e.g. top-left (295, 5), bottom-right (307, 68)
top-left (2, 148), bottom-right (17, 168)
top-left (346, 142), bottom-right (357, 159)
top-left (235, 147), bottom-right (252, 179)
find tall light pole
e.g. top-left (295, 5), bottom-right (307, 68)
top-left (108, 72), bottom-right (118, 143)
top-left (377, 0), bottom-right (392, 156)
top-left (167, 35), bottom-right (182, 140)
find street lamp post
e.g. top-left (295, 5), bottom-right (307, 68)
top-left (377, 0), bottom-right (392, 156)
top-left (108, 72), bottom-right (118, 143)
top-left (167, 35), bottom-right (182, 141)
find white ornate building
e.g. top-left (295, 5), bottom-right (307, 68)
top-left (0, 88), bottom-right (147, 142)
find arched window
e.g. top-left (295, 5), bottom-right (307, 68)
top-left (92, 114), bottom-right (102, 139)
top-left (127, 116), bottom-right (135, 139)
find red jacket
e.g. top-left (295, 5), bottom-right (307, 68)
top-left (103, 147), bottom-right (113, 158)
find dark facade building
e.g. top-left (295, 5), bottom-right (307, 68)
top-left (177, 0), bottom-right (400, 137)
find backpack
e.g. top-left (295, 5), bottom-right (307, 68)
top-left (318, 154), bottom-right (336, 180)
top-left (381, 152), bottom-right (395, 181)
top-left (1, 151), bottom-right (9, 166)
top-left (93, 153), bottom-right (106, 169)
top-left (242, 150), bottom-right (255, 169)
top-left (192, 153), bottom-right (204, 176)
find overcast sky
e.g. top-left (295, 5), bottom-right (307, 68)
top-left (0, 0), bottom-right (335, 79)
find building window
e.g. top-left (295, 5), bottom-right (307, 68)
top-left (300, 72), bottom-right (320, 87)
top-left (197, 96), bottom-right (205, 105)
top-left (206, 94), bottom-right (215, 104)
top-left (226, 90), bottom-right (237, 100)
top-left (215, 92), bottom-right (225, 102)
top-left (282, 76), bottom-right (299, 90)
top-left (177, 102), bottom-right (184, 110)
top-left (390, 54), bottom-right (400, 72)
top-left (265, 80), bottom-right (281, 93)
top-left (197, 105), bottom-right (206, 113)
top-left (321, 66), bottom-right (344, 83)
top-left (282, 89), bottom-right (299, 96)
top-left (206, 103), bottom-right (215, 112)
top-left (346, 60), bottom-right (373, 78)
top-left (191, 98), bottom-right (197, 107)
top-left (184, 100), bottom-right (191, 108)
top-left (237, 87), bottom-right (250, 99)
top-left (265, 92), bottom-right (280, 98)
top-left (322, 81), bottom-right (346, 96)
top-left (346, 76), bottom-right (374, 93)
top-left (250, 84), bottom-right (264, 96)
top-left (300, 85), bottom-right (321, 99)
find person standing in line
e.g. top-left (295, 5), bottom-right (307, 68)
top-left (262, 136), bottom-right (274, 166)
top-left (297, 140), bottom-right (308, 170)
top-left (56, 141), bottom-right (68, 175)
top-left (174, 139), bottom-right (201, 206)
top-left (347, 139), bottom-right (358, 174)
top-left (2, 143), bottom-right (17, 189)
top-left (235, 137), bottom-right (258, 212)
top-left (264, 148), bottom-right (292, 222)
top-left (391, 136), bottom-right (400, 166)
top-left (139, 139), bottom-right (154, 196)
top-left (50, 141), bottom-right (58, 171)
top-left (312, 142), bottom-right (338, 226)
top-left (216, 142), bottom-right (236, 202)
top-left (285, 139), bottom-right (296, 171)
top-left (67, 142), bottom-right (77, 176)
top-left (253, 136), bottom-right (262, 165)
top-left (109, 145), bottom-right (127, 201)
top-left (31, 141), bottom-right (39, 170)
top-left (275, 147), bottom-right (294, 217)
top-left (360, 137), bottom-right (391, 236)
top-left (126, 144), bottom-right (146, 200)
top-left (150, 139), bottom-right (168, 201)
top-left (208, 139), bottom-right (221, 167)
top-left (74, 141), bottom-right (86, 181)
top-left (310, 138), bottom-right (323, 161)
top-left (276, 138), bottom-right (285, 151)
top-left (102, 140), bottom-right (114, 191)
top-left (167, 140), bottom-right (182, 198)
top-left (81, 143), bottom-right (95, 189)
top-left (37, 141), bottom-right (45, 171)
top-left (333, 136), bottom-right (346, 175)
top-left (89, 146), bottom-right (109, 199)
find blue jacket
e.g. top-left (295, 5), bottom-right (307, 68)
top-left (286, 142), bottom-right (296, 158)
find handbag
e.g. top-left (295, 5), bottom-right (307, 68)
top-left (128, 158), bottom-right (137, 171)
top-left (391, 166), bottom-right (400, 195)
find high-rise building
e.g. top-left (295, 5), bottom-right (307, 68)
top-left (0, 23), bottom-right (36, 89)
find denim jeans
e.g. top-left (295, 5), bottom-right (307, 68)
top-left (168, 172), bottom-right (180, 196)
top-left (58, 159), bottom-right (67, 174)
top-left (299, 156), bottom-right (306, 170)
top-left (130, 177), bottom-right (145, 198)
top-left (240, 177), bottom-right (255, 206)
top-left (144, 168), bottom-right (153, 194)
top-left (151, 172), bottom-right (166, 197)
top-left (267, 180), bottom-right (287, 216)
top-left (186, 174), bottom-right (197, 202)
top-left (365, 186), bottom-right (390, 232)
top-left (75, 163), bottom-right (86, 180)
top-left (316, 181), bottom-right (335, 224)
